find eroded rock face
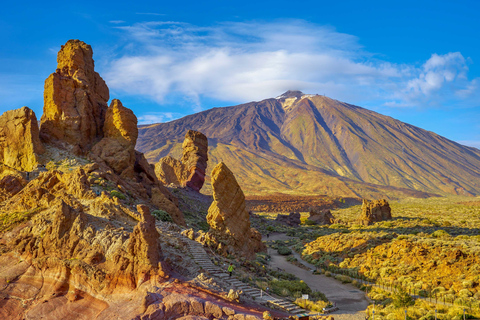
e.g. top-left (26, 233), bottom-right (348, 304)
top-left (91, 99), bottom-right (137, 178)
top-left (359, 199), bottom-right (392, 225)
top-left (155, 156), bottom-right (187, 186)
top-left (308, 208), bottom-right (335, 225)
top-left (206, 162), bottom-right (266, 259)
top-left (275, 212), bottom-right (301, 226)
top-left (0, 174), bottom-right (28, 202)
top-left (40, 39), bottom-right (109, 153)
top-left (155, 130), bottom-right (208, 192)
top-left (151, 187), bottom-right (186, 226)
top-left (181, 130), bottom-right (208, 191)
top-left (0, 107), bottom-right (44, 171)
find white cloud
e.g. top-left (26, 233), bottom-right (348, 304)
top-left (137, 112), bottom-right (183, 125)
top-left (104, 20), bottom-right (480, 112)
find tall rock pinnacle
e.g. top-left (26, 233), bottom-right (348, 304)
top-left (40, 39), bottom-right (109, 154)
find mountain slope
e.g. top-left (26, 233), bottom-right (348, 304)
top-left (137, 91), bottom-right (480, 198)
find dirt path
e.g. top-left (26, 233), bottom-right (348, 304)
top-left (265, 233), bottom-right (369, 320)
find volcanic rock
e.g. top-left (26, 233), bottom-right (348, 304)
top-left (155, 156), bottom-right (188, 186)
top-left (309, 208), bottom-right (335, 225)
top-left (0, 174), bottom-right (28, 202)
top-left (206, 162), bottom-right (266, 259)
top-left (91, 99), bottom-right (137, 178)
top-left (0, 106), bottom-right (45, 171)
top-left (359, 199), bottom-right (392, 225)
top-left (40, 39), bottom-right (109, 153)
top-left (275, 212), bottom-right (301, 226)
top-left (181, 130), bottom-right (208, 191)
top-left (151, 187), bottom-right (186, 226)
top-left (155, 130), bottom-right (208, 192)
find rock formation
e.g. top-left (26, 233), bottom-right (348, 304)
top-left (0, 107), bottom-right (45, 171)
top-left (206, 162), bottom-right (266, 259)
top-left (40, 39), bottom-right (109, 153)
top-left (0, 39), bottom-right (275, 320)
top-left (181, 130), bottom-right (208, 191)
top-left (91, 99), bottom-right (137, 178)
top-left (275, 212), bottom-right (301, 226)
top-left (308, 208), bottom-right (335, 225)
top-left (0, 173), bottom-right (27, 203)
top-left (155, 130), bottom-right (208, 192)
top-left (359, 199), bottom-right (392, 225)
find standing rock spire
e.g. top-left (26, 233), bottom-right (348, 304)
top-left (40, 39), bottom-right (109, 154)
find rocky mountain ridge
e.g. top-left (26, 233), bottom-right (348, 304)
top-left (138, 92), bottom-right (480, 198)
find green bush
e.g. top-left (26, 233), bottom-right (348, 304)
top-left (432, 229), bottom-right (450, 238)
top-left (152, 210), bottom-right (173, 223)
top-left (269, 279), bottom-right (311, 297)
top-left (110, 190), bottom-right (126, 200)
top-left (392, 289), bottom-right (415, 308)
top-left (277, 246), bottom-right (292, 255)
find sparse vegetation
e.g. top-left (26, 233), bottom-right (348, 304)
top-left (152, 210), bottom-right (173, 223)
top-left (0, 208), bottom-right (42, 232)
top-left (110, 190), bottom-right (126, 200)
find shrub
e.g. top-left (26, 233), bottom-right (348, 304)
top-left (304, 219), bottom-right (316, 226)
top-left (277, 246), bottom-right (292, 255)
top-left (432, 229), bottom-right (450, 238)
top-left (110, 190), bottom-right (126, 200)
top-left (152, 210), bottom-right (173, 223)
top-left (392, 289), bottom-right (415, 308)
top-left (269, 279), bottom-right (311, 297)
top-left (325, 271), bottom-right (332, 277)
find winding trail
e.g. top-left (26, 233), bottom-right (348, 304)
top-left (265, 233), bottom-right (369, 320)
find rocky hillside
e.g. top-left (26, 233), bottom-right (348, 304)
top-left (0, 40), bottom-right (268, 320)
top-left (138, 91), bottom-right (480, 198)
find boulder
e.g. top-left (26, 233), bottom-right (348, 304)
top-left (40, 39), bottom-right (109, 153)
top-left (0, 107), bottom-right (44, 171)
top-left (359, 199), bottom-right (392, 225)
top-left (206, 162), bottom-right (266, 259)
top-left (154, 130), bottom-right (208, 192)
top-left (275, 212), bottom-right (301, 226)
top-left (308, 208), bottom-right (335, 225)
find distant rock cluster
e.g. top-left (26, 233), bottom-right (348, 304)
top-left (309, 208), bottom-right (335, 225)
top-left (155, 129), bottom-right (208, 192)
top-left (359, 199), bottom-right (392, 225)
top-left (275, 212), bottom-right (301, 226)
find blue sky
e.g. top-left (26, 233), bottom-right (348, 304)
top-left (1, 0), bottom-right (479, 148)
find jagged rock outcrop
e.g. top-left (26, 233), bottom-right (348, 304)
top-left (91, 99), bottom-right (137, 178)
top-left (206, 162), bottom-right (266, 259)
top-left (181, 130), bottom-right (208, 191)
top-left (275, 212), bottom-right (301, 226)
top-left (151, 187), bottom-right (186, 226)
top-left (0, 107), bottom-right (45, 171)
top-left (40, 39), bottom-right (109, 153)
top-left (309, 208), bottom-right (335, 225)
top-left (359, 199), bottom-right (392, 225)
top-left (155, 130), bottom-right (208, 192)
top-left (0, 174), bottom-right (27, 202)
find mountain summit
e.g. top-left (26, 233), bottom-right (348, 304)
top-left (137, 93), bottom-right (480, 198)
